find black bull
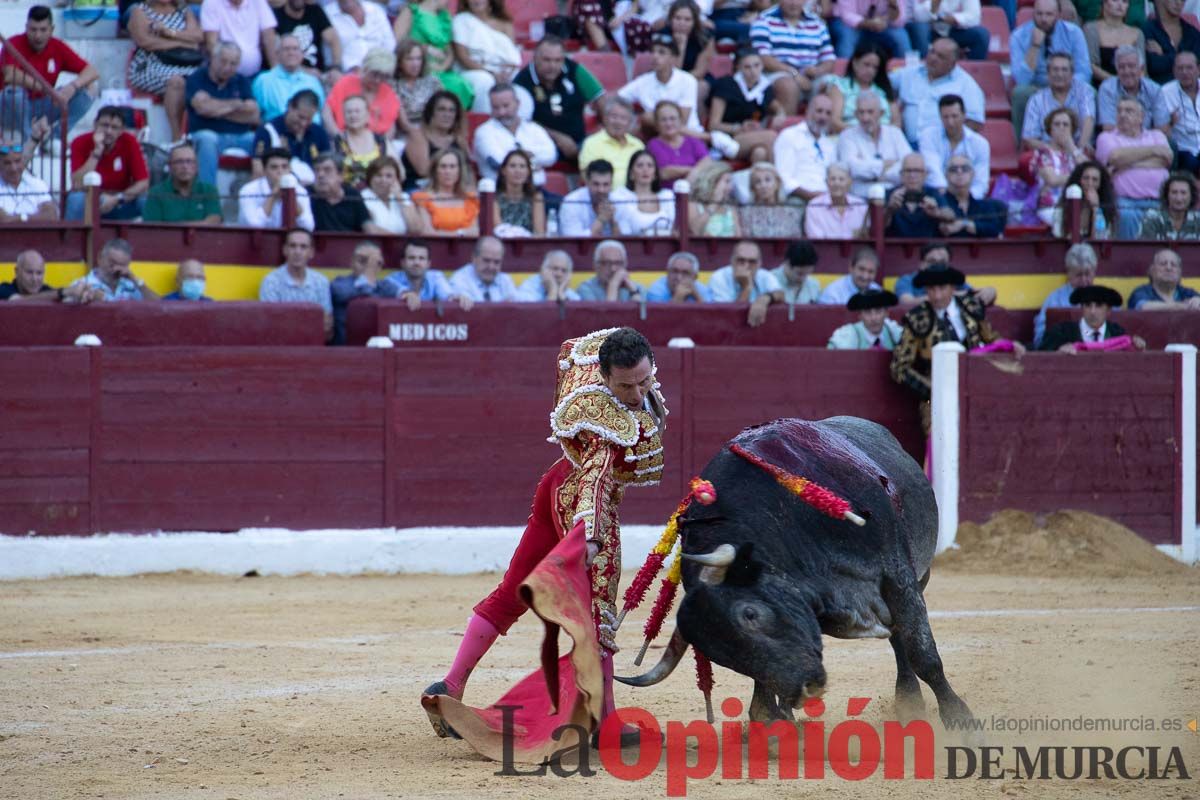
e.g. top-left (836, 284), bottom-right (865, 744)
top-left (618, 416), bottom-right (974, 728)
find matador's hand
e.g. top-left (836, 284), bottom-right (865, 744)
top-left (598, 610), bottom-right (621, 653)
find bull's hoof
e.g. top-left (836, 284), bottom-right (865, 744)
top-left (894, 691), bottom-right (926, 725)
top-left (937, 697), bottom-right (981, 743)
top-left (421, 681), bottom-right (462, 740)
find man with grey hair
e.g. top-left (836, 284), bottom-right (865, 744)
top-left (1032, 242), bottom-right (1098, 347)
top-left (450, 236), bottom-right (518, 302)
top-left (201, 0), bottom-right (278, 77)
top-left (579, 96), bottom-right (643, 187)
top-left (577, 240), bottom-right (645, 301)
top-left (186, 40), bottom-right (261, 186)
top-left (251, 34), bottom-right (326, 122)
top-left (835, 91), bottom-right (911, 197)
top-left (1098, 46), bottom-right (1161, 133)
top-left (473, 83), bottom-right (558, 182)
top-left (516, 250), bottom-right (580, 302)
top-left (646, 252), bottom-right (712, 303)
top-left (63, 239), bottom-right (159, 303)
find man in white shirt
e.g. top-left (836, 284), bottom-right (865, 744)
top-left (1153, 51), bottom-right (1200, 173)
top-left (708, 240), bottom-right (784, 327)
top-left (834, 92), bottom-right (911, 198)
top-left (920, 94), bottom-right (990, 198)
top-left (559, 160), bottom-right (621, 237)
top-left (0, 140), bottom-right (56, 222)
top-left (817, 245), bottom-right (883, 305)
top-left (617, 33), bottom-right (702, 132)
top-left (449, 236), bottom-right (519, 302)
top-left (891, 36), bottom-right (985, 145)
top-left (773, 92), bottom-right (837, 199)
top-left (472, 84), bottom-right (558, 183)
top-left (238, 147), bottom-right (315, 230)
top-left (324, 0), bottom-right (395, 72)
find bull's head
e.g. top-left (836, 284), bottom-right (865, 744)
top-left (620, 541), bottom-right (827, 709)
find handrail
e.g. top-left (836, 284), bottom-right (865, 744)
top-left (0, 31), bottom-right (71, 219)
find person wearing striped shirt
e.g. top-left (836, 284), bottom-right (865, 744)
top-left (749, 0), bottom-right (836, 113)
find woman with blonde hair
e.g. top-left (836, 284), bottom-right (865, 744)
top-left (333, 95), bottom-right (393, 188)
top-left (738, 162), bottom-right (804, 237)
top-left (362, 156), bottom-right (424, 234)
top-left (324, 48), bottom-right (402, 136)
top-left (687, 160), bottom-right (741, 237)
top-left (411, 147), bottom-right (480, 234)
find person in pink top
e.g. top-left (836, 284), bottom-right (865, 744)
top-left (831, 0), bottom-right (912, 60)
top-left (200, 0), bottom-right (277, 77)
top-left (804, 163), bottom-right (869, 239)
top-left (1095, 97), bottom-right (1172, 238)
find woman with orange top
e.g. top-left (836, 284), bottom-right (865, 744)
top-left (323, 48), bottom-right (401, 136)
top-left (411, 147), bottom-right (480, 235)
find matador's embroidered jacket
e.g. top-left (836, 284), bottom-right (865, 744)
top-left (548, 328), bottom-right (667, 625)
top-left (890, 293), bottom-right (998, 401)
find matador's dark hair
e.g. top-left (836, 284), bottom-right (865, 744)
top-left (599, 327), bottom-right (654, 375)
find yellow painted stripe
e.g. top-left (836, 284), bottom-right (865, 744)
top-left (1, 263), bottom-right (1191, 310)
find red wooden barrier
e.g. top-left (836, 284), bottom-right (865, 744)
top-left (0, 303), bottom-right (326, 347)
top-left (0, 346), bottom-right (1184, 543)
top-left (0, 349), bottom-right (92, 534)
top-left (1043, 309), bottom-right (1200, 351)
top-left (346, 301), bottom-right (1038, 349)
top-left (959, 352), bottom-right (1180, 544)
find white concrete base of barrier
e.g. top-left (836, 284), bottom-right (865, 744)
top-left (0, 525), bottom-right (668, 581)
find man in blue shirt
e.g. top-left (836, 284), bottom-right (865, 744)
top-left (1128, 249), bottom-right (1200, 309)
top-left (330, 241), bottom-right (386, 344)
top-left (63, 238), bottom-right (159, 303)
top-left (1010, 0), bottom-right (1091, 138)
top-left (186, 41), bottom-right (261, 187)
top-left (251, 89), bottom-right (328, 185)
top-left (646, 252), bottom-right (712, 303)
top-left (258, 227), bottom-right (333, 340)
top-left (162, 259), bottom-right (214, 301)
top-left (251, 34), bottom-right (325, 123)
top-left (1031, 242), bottom-right (1098, 347)
top-left (380, 239), bottom-right (471, 310)
top-left (708, 240), bottom-right (784, 327)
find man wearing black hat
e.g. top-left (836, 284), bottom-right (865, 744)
top-left (617, 33), bottom-right (702, 134)
top-left (828, 289), bottom-right (904, 349)
top-left (1039, 285), bottom-right (1147, 352)
top-left (891, 263), bottom-right (1021, 432)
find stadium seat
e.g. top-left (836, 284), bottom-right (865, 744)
top-left (982, 119), bottom-right (1019, 176)
top-left (709, 55), bottom-right (732, 78)
top-left (466, 112), bottom-right (489, 147)
top-left (512, 0), bottom-right (558, 45)
top-left (574, 51), bottom-right (628, 93)
top-left (982, 6), bottom-right (1010, 63)
top-left (1016, 7), bottom-right (1033, 28)
top-left (543, 171), bottom-right (570, 196)
top-left (960, 60), bottom-right (1011, 119)
top-left (631, 53), bottom-right (733, 80)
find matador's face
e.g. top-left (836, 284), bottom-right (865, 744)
top-left (601, 357), bottom-right (654, 409)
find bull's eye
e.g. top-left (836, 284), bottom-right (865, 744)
top-left (734, 601), bottom-right (771, 630)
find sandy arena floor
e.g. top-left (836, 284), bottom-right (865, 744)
top-left (3, 544), bottom-right (1199, 800)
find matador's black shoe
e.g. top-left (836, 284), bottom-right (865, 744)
top-left (421, 681), bottom-right (462, 740)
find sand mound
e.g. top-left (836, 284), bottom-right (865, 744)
top-left (934, 509), bottom-right (1196, 578)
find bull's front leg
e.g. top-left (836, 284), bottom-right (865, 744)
top-left (749, 681), bottom-right (794, 722)
top-left (881, 574), bottom-right (975, 731)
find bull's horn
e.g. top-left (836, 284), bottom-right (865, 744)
top-left (683, 543), bottom-right (736, 585)
top-left (682, 544), bottom-right (736, 567)
top-left (615, 628), bottom-right (688, 687)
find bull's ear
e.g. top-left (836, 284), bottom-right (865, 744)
top-left (725, 542), bottom-right (761, 587)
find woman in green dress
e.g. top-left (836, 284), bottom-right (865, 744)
top-left (393, 0), bottom-right (475, 111)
